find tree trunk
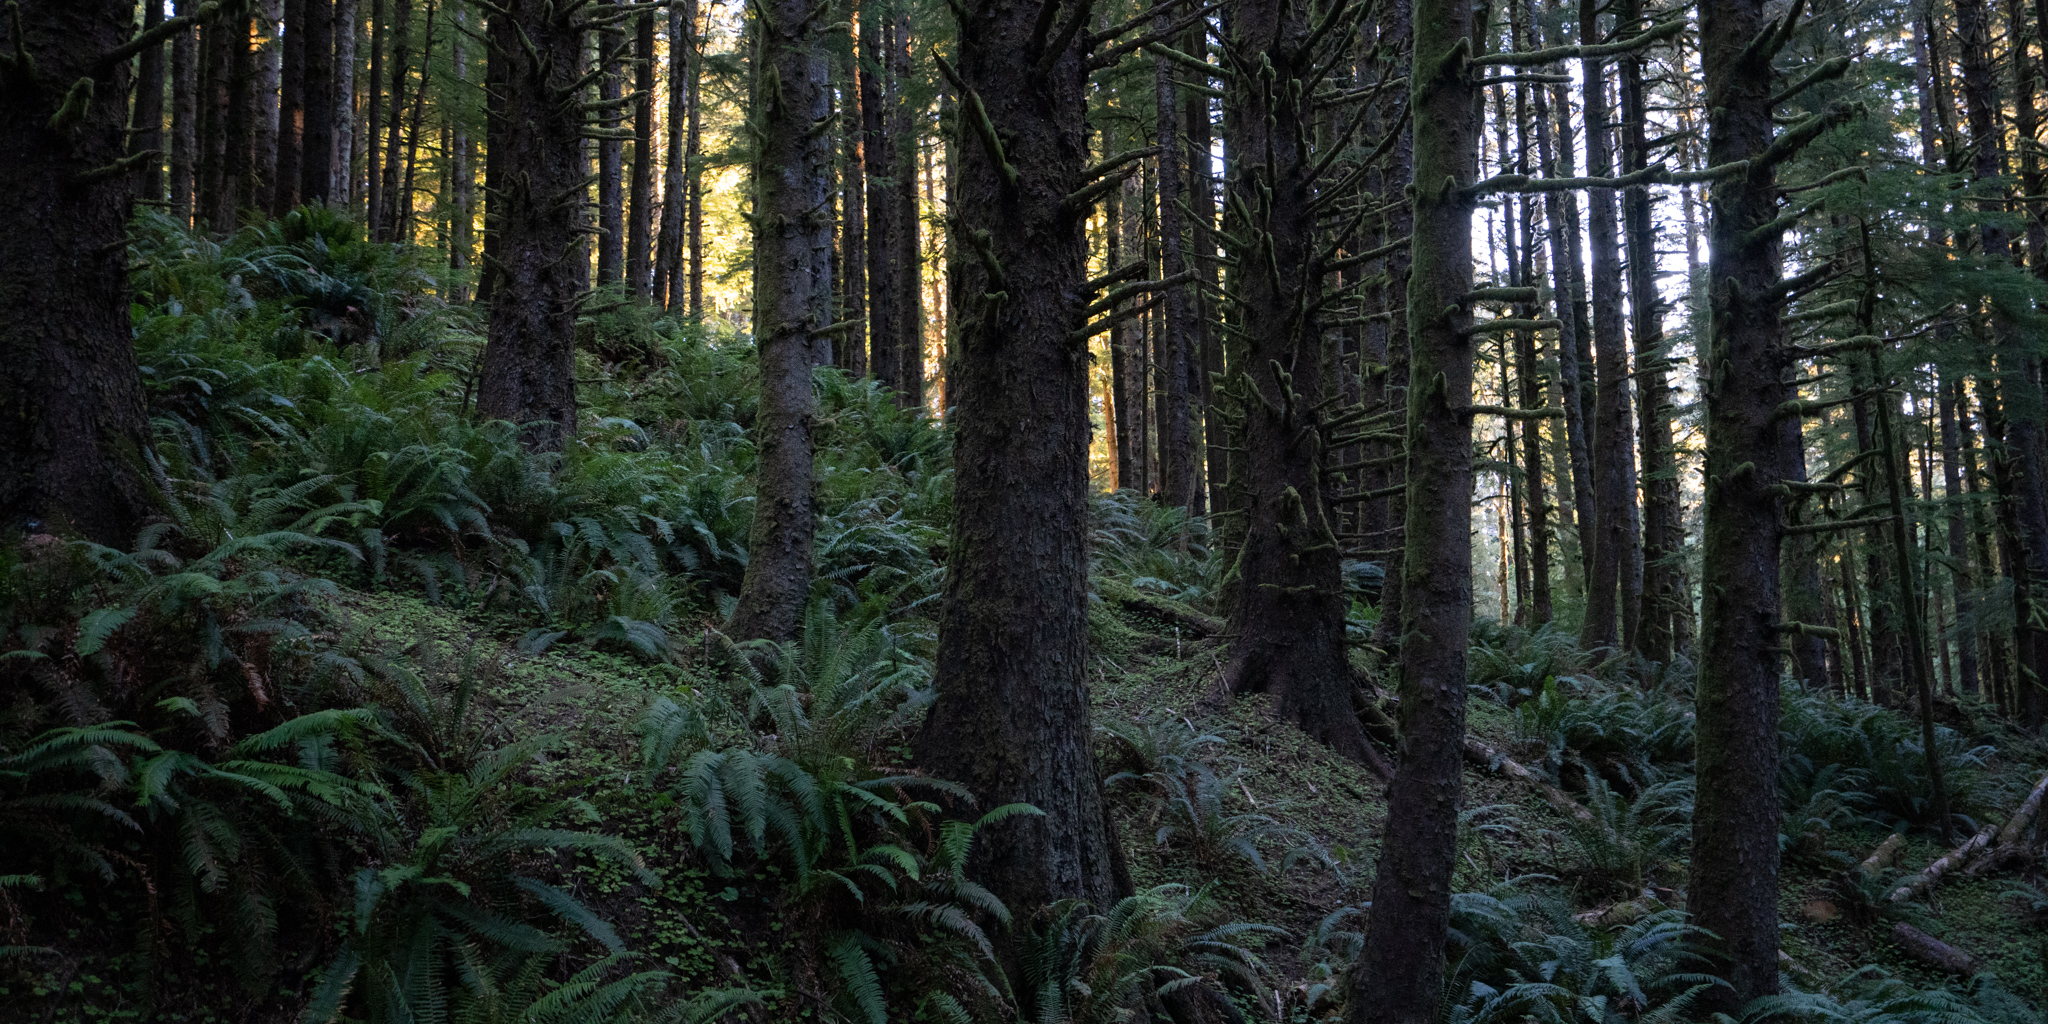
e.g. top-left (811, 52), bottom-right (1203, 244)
top-left (1620, 0), bottom-right (1674, 661)
top-left (272, 0), bottom-right (305, 215)
top-left (395, 1), bottom-right (432, 242)
top-left (1107, 184), bottom-right (1139, 490)
top-left (1941, 378), bottom-right (1981, 694)
top-left (1152, 1), bottom-right (1196, 511)
top-left (364, 0), bottom-right (384, 233)
top-left (1216, 0), bottom-right (1377, 768)
top-left (729, 0), bottom-right (830, 642)
top-left (377, 0), bottom-right (412, 240)
top-left (136, 0), bottom-right (168, 203)
top-left (889, 11), bottom-right (922, 407)
top-left (224, 5), bottom-right (256, 226)
top-left (1363, 0), bottom-right (1412, 652)
top-left (1578, 0), bottom-right (1631, 652)
top-left (252, 0), bottom-right (283, 215)
top-left (627, 5), bottom-right (655, 297)
top-left (448, 6), bottom-right (471, 301)
top-left (1530, 7), bottom-right (1594, 596)
top-left (475, 0), bottom-right (587, 450)
top-left (858, 0), bottom-right (901, 391)
top-left (596, 6), bottom-right (624, 286)
top-left (1186, 40), bottom-right (1224, 519)
top-left (654, 0), bottom-right (692, 309)
top-left (171, 0), bottom-right (200, 221)
top-left (833, 28), bottom-right (867, 368)
top-left (685, 0), bottom-right (702, 314)
top-left (299, 0), bottom-right (332, 205)
top-left (1692, 0), bottom-right (1792, 1001)
top-left (1351, 0), bottom-right (1479, 1008)
top-left (330, 0), bottom-right (354, 203)
top-left (912, 0), bottom-right (1120, 930)
top-left (0, 0), bottom-right (160, 545)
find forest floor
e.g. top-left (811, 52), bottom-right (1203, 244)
top-left (334, 579), bottom-right (2048, 1020)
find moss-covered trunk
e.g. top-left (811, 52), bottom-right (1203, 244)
top-left (475, 0), bottom-right (586, 449)
top-left (1692, 0), bottom-right (1792, 1001)
top-left (0, 0), bottom-right (161, 545)
top-left (1351, 0), bottom-right (1479, 1013)
top-left (730, 0), bottom-right (832, 642)
top-left (913, 0), bottom-right (1120, 924)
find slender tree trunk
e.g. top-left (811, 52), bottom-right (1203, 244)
top-left (627, 5), bottom-right (656, 297)
top-left (685, 1), bottom-right (703, 315)
top-left (1187, 39), bottom-right (1224, 519)
top-left (596, 5), bottom-right (624, 286)
top-left (1216, 0), bottom-right (1381, 770)
top-left (172, 0), bottom-right (200, 221)
top-left (1578, 0), bottom-right (1631, 652)
top-left (364, 0), bottom-right (384, 233)
top-left (448, 6), bottom-right (471, 300)
top-left (0, 0), bottom-right (161, 545)
top-left (1692, 0), bottom-right (1793, 1000)
top-left (1109, 183), bottom-right (1140, 489)
top-left (223, 5), bottom-right (256, 226)
top-left (1530, 10), bottom-right (1594, 596)
top-left (655, 0), bottom-right (692, 308)
top-left (395, 0), bottom-right (433, 242)
top-left (253, 0), bottom-right (283, 214)
top-left (1153, 0), bottom-right (1196, 510)
top-left (300, 0), bottom-right (333, 205)
top-left (730, 0), bottom-right (830, 641)
top-left (1352, 0), bottom-right (1479, 1006)
top-left (136, 0), bottom-right (168, 203)
top-left (1364, 0), bottom-right (1412, 651)
top-left (913, 0), bottom-right (1121, 930)
top-left (1942, 378), bottom-right (1982, 694)
top-left (377, 0), bottom-right (412, 239)
top-left (272, 0), bottom-right (304, 215)
top-left (331, 0), bottom-right (354, 203)
top-left (1621, 0), bottom-right (1675, 661)
top-left (475, 0), bottom-right (586, 449)
top-left (890, 11), bottom-right (922, 407)
top-left (858, 0), bottom-right (900, 391)
top-left (834, 29), bottom-right (867, 368)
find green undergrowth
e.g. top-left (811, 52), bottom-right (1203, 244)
top-left (9, 208), bottom-right (2048, 1023)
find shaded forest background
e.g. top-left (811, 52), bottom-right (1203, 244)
top-left (14, 0), bottom-right (2048, 1021)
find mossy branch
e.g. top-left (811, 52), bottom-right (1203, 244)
top-left (101, 1), bottom-right (219, 69)
top-left (1470, 15), bottom-right (1683, 66)
top-left (76, 147), bottom-right (160, 184)
top-left (933, 51), bottom-right (1017, 189)
top-left (1770, 55), bottom-right (1851, 108)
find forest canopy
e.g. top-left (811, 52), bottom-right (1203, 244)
top-left (8, 0), bottom-right (2048, 1021)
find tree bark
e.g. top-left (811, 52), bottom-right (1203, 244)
top-left (627, 4), bottom-right (655, 297)
top-left (1216, 0), bottom-right (1377, 767)
top-left (299, 0), bottom-right (332, 205)
top-left (1530, 5), bottom-right (1594, 596)
top-left (1578, 0), bottom-right (1631, 653)
top-left (833, 30), bottom-right (867, 368)
top-left (171, 0), bottom-right (200, 221)
top-left (1940, 378), bottom-right (1981, 694)
top-left (272, 0), bottom-right (305, 215)
top-left (330, 0), bottom-right (354, 203)
top-left (684, 0), bottom-right (702, 314)
top-left (1350, 0), bottom-right (1480, 1012)
top-left (475, 0), bottom-right (587, 450)
top-left (729, 0), bottom-right (830, 642)
top-left (136, 0), bottom-right (168, 203)
top-left (364, 0), bottom-right (384, 233)
top-left (1620, 0), bottom-right (1674, 661)
top-left (889, 11), bottom-right (922, 406)
top-left (1692, 0), bottom-right (1792, 1001)
top-left (596, 4), bottom-right (624, 286)
top-left (654, 0), bottom-right (692, 309)
top-left (1152, 0), bottom-right (1196, 511)
top-left (912, 0), bottom-right (1120, 931)
top-left (0, 0), bottom-right (161, 545)
top-left (858, 0), bottom-right (902, 391)
top-left (377, 0), bottom-right (412, 240)
top-left (252, 0), bottom-right (283, 215)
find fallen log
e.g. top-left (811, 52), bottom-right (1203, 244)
top-left (1098, 579), bottom-right (1225, 636)
top-left (1859, 833), bottom-right (1905, 876)
top-left (1890, 923), bottom-right (1977, 975)
top-left (1888, 824), bottom-right (1995, 902)
top-left (1964, 769), bottom-right (2048, 876)
top-left (1463, 736), bottom-right (1593, 822)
